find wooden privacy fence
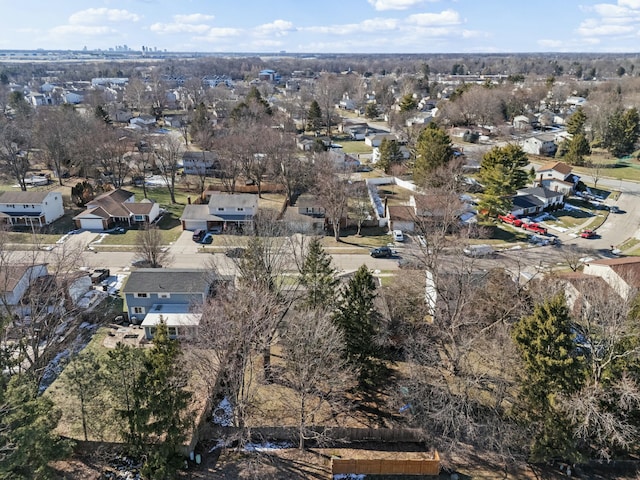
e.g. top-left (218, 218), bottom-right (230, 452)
top-left (332, 450), bottom-right (440, 476)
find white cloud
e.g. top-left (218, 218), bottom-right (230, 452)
top-left (68, 8), bottom-right (140, 25)
top-left (254, 20), bottom-right (296, 37)
top-left (150, 22), bottom-right (212, 34)
top-left (173, 14), bottom-right (215, 24)
top-left (367, 0), bottom-right (432, 11)
top-left (195, 28), bottom-right (243, 42)
top-left (407, 9), bottom-right (461, 26)
top-left (577, 22), bottom-right (635, 36)
top-left (619, 0), bottom-right (640, 8)
top-left (150, 13), bottom-right (216, 35)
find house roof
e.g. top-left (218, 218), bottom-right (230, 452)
top-left (207, 192), bottom-right (258, 209)
top-left (387, 205), bottom-right (415, 222)
top-left (90, 188), bottom-right (134, 204)
top-left (585, 257), bottom-right (640, 288)
top-left (179, 204), bottom-right (224, 222)
top-left (518, 186), bottom-right (563, 200)
top-left (512, 194), bottom-right (544, 210)
top-left (295, 193), bottom-right (322, 209)
top-left (85, 188), bottom-right (135, 218)
top-left (73, 206), bottom-right (109, 220)
top-left (0, 264), bottom-right (46, 294)
top-left (122, 269), bottom-right (217, 294)
top-left (538, 161), bottom-right (573, 176)
top-left (126, 202), bottom-right (154, 215)
top-left (0, 190), bottom-right (55, 204)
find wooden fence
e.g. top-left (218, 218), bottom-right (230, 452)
top-left (332, 451), bottom-right (440, 476)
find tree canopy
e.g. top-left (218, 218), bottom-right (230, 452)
top-left (413, 122), bottom-right (454, 186)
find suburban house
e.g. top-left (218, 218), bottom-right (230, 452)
top-left (328, 150), bottom-right (360, 170)
top-left (535, 161), bottom-right (579, 194)
top-left (282, 193), bottom-right (326, 234)
top-left (511, 186), bottom-right (565, 217)
top-left (0, 264), bottom-right (48, 316)
top-left (73, 188), bottom-right (160, 230)
top-left (121, 268), bottom-right (231, 340)
top-left (182, 151), bottom-right (219, 176)
top-left (582, 257), bottom-right (640, 300)
top-left (180, 192), bottom-right (258, 233)
top-left (385, 193), bottom-right (472, 233)
top-left (371, 144), bottom-right (410, 164)
top-left (521, 134), bottom-right (557, 156)
top-left (0, 190), bottom-right (64, 228)
top-left (129, 114), bottom-right (157, 128)
top-left (365, 133), bottom-right (399, 148)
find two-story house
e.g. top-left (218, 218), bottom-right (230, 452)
top-left (535, 161), bottom-right (579, 194)
top-left (73, 188), bottom-right (160, 230)
top-left (121, 268), bottom-right (231, 340)
top-left (182, 151), bottom-right (219, 176)
top-left (521, 134), bottom-right (557, 156)
top-left (0, 191), bottom-right (64, 228)
top-left (180, 192), bottom-right (258, 233)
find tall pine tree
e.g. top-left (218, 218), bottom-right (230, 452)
top-left (333, 265), bottom-right (382, 386)
top-left (300, 238), bottom-right (338, 311)
top-left (413, 122), bottom-right (454, 186)
top-left (512, 293), bottom-right (586, 462)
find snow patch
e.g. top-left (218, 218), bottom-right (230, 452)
top-left (244, 441), bottom-right (294, 452)
top-left (212, 397), bottom-right (234, 426)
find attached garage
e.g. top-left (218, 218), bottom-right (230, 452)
top-left (181, 219), bottom-right (208, 231)
top-left (74, 215), bottom-right (108, 230)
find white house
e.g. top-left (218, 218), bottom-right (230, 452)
top-left (535, 161), bottom-right (578, 194)
top-left (0, 191), bottom-right (64, 228)
top-left (521, 135), bottom-right (557, 156)
top-left (0, 264), bottom-right (48, 312)
top-left (365, 133), bottom-right (398, 148)
top-left (582, 257), bottom-right (640, 300)
top-left (182, 151), bottom-right (219, 176)
top-left (129, 115), bottom-right (157, 128)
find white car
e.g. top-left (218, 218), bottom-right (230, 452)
top-left (392, 229), bottom-right (404, 242)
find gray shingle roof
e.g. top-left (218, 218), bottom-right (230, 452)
top-left (122, 269), bottom-right (221, 294)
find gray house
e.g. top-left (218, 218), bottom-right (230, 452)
top-left (121, 268), bottom-right (231, 340)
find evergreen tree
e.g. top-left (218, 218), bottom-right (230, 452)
top-left (307, 100), bottom-right (323, 133)
top-left (333, 265), bottom-right (382, 386)
top-left (566, 106), bottom-right (587, 136)
top-left (364, 103), bottom-right (379, 119)
top-left (478, 144), bottom-right (530, 217)
top-left (140, 321), bottom-right (192, 479)
top-left (377, 138), bottom-right (404, 174)
top-left (399, 93), bottom-right (417, 112)
top-left (94, 105), bottom-right (112, 125)
top-left (603, 107), bottom-right (640, 158)
top-left (413, 122), bottom-right (454, 186)
top-left (512, 294), bottom-right (586, 462)
top-left (564, 132), bottom-right (591, 166)
top-left (300, 238), bottom-right (338, 310)
top-left (0, 376), bottom-right (73, 479)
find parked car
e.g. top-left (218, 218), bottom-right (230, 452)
top-left (200, 233), bottom-right (214, 244)
top-left (522, 222), bottom-right (547, 235)
top-left (192, 229), bottom-right (205, 242)
top-left (498, 213), bottom-right (523, 227)
top-left (580, 229), bottom-right (596, 238)
top-left (392, 229), bottom-right (404, 242)
top-left (463, 244), bottom-right (494, 257)
top-left (370, 246), bottom-right (393, 258)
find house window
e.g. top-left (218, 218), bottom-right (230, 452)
top-left (168, 327), bottom-right (177, 337)
top-left (23, 205), bottom-right (29, 209)
top-left (7, 204), bottom-right (14, 208)
top-left (158, 293), bottom-right (170, 299)
top-left (217, 207), bottom-right (224, 211)
top-left (133, 306), bottom-right (145, 314)
top-left (134, 293), bottom-right (148, 298)
top-left (237, 207), bottom-right (244, 212)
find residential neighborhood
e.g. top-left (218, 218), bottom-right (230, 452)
top-left (3, 48), bottom-right (640, 480)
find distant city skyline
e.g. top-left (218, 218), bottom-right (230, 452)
top-left (2, 1), bottom-right (640, 54)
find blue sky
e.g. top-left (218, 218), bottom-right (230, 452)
top-left (2, 0), bottom-right (640, 53)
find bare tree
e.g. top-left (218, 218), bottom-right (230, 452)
top-left (134, 224), bottom-right (172, 268)
top-left (33, 107), bottom-right (77, 185)
top-left (349, 181), bottom-right (372, 236)
top-left (0, 117), bottom-right (31, 191)
top-left (279, 309), bottom-right (356, 449)
top-left (313, 155), bottom-right (349, 242)
top-left (153, 134), bottom-right (185, 204)
top-left (124, 77), bottom-right (149, 112)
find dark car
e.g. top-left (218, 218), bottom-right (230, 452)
top-left (370, 246), bottom-right (393, 258)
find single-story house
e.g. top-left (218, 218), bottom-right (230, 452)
top-left (130, 115), bottom-right (157, 128)
top-left (365, 133), bottom-right (398, 148)
top-left (511, 186), bottom-right (564, 216)
top-left (582, 257), bottom-right (640, 301)
top-left (0, 264), bottom-right (48, 316)
top-left (180, 192), bottom-right (258, 233)
top-left (0, 190), bottom-right (64, 228)
top-left (73, 188), bottom-right (160, 230)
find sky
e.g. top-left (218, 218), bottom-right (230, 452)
top-left (2, 0), bottom-right (640, 54)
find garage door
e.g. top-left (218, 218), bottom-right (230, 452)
top-left (183, 220), bottom-right (207, 231)
top-left (79, 218), bottom-right (106, 230)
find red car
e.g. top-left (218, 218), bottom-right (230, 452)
top-left (498, 214), bottom-right (523, 227)
top-left (580, 229), bottom-right (596, 238)
top-left (522, 223), bottom-right (548, 235)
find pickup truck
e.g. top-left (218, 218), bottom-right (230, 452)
top-left (497, 214), bottom-right (523, 227)
top-left (522, 223), bottom-right (547, 235)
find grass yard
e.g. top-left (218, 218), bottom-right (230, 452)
top-left (377, 184), bottom-right (413, 206)
top-left (321, 226), bottom-right (392, 249)
top-left (336, 139), bottom-right (374, 156)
